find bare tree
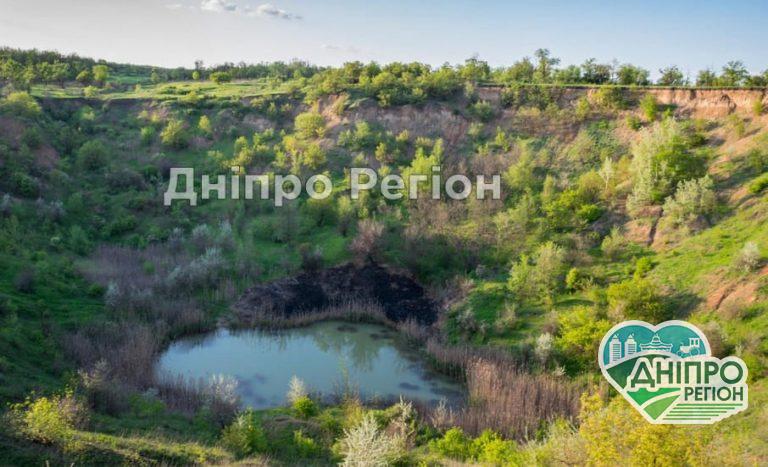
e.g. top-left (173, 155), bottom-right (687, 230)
top-left (350, 219), bottom-right (385, 264)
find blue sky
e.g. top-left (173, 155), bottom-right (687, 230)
top-left (0, 0), bottom-right (766, 77)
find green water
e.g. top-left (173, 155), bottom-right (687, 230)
top-left (157, 320), bottom-right (464, 409)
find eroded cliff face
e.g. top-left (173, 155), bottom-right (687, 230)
top-left (320, 99), bottom-right (470, 147)
top-left (480, 86), bottom-right (767, 118)
top-left (642, 88), bottom-right (767, 118)
top-left (318, 87), bottom-right (767, 153)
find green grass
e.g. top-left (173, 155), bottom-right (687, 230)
top-left (652, 193), bottom-right (768, 292)
top-left (30, 78), bottom-right (293, 101)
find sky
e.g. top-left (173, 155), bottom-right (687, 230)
top-left (0, 0), bottom-right (766, 78)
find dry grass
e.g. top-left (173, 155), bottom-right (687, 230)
top-left (227, 298), bottom-right (388, 330)
top-left (459, 359), bottom-right (580, 440)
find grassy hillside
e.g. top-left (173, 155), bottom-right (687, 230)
top-left (1, 54), bottom-right (767, 464)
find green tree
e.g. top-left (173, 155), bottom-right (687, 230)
top-left (92, 64), bottom-right (109, 86)
top-left (160, 119), bottom-right (189, 149)
top-left (75, 69), bottom-right (92, 85)
top-left (657, 66), bottom-right (687, 86)
top-left (662, 176), bottom-right (716, 227)
top-left (627, 119), bottom-right (706, 212)
top-left (616, 64), bottom-right (650, 86)
top-left (210, 71), bottom-right (232, 84)
top-left (508, 241), bottom-right (566, 304)
top-left (2, 92), bottom-right (41, 117)
top-left (557, 306), bottom-right (611, 367)
top-left (198, 115), bottom-right (213, 136)
top-left (459, 56), bottom-right (491, 83)
top-left (533, 48), bottom-right (560, 83)
top-left (76, 140), bottom-right (108, 171)
top-left (606, 278), bottom-right (670, 322)
top-left (696, 68), bottom-right (717, 87)
top-left (294, 111), bottom-right (326, 139)
top-left (719, 60), bottom-right (748, 87)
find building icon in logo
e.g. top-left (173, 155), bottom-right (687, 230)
top-left (639, 333), bottom-right (673, 352)
top-left (607, 333), bottom-right (642, 364)
top-left (609, 334), bottom-right (622, 363)
top-left (625, 333), bottom-right (637, 357)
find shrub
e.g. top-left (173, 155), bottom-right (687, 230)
top-left (68, 225), bottom-right (91, 255)
top-left (534, 333), bottom-right (554, 365)
top-left (286, 375), bottom-right (308, 404)
top-left (294, 111), bottom-right (326, 139)
top-left (575, 97), bottom-right (591, 120)
top-left (508, 242), bottom-right (566, 303)
top-left (577, 393), bottom-right (709, 465)
top-left (83, 85), bottom-right (99, 98)
top-left (198, 115), bottom-right (213, 136)
top-left (11, 172), bottom-right (39, 197)
top-left (601, 227), bottom-right (627, 260)
top-left (593, 87), bottom-right (626, 110)
top-left (626, 115), bottom-right (642, 131)
top-left (727, 114), bottom-right (746, 138)
top-left (430, 428), bottom-right (522, 464)
top-left (577, 203), bottom-right (603, 223)
top-left (92, 64), bottom-right (109, 85)
top-left (2, 92), bottom-right (41, 117)
top-left (77, 140), bottom-right (108, 171)
top-left (339, 414), bottom-right (404, 466)
top-left (633, 256), bottom-right (653, 279)
top-left (606, 278), bottom-right (670, 322)
top-left (206, 374), bottom-right (240, 426)
top-left (210, 71), bottom-right (232, 84)
top-left (473, 430), bottom-right (522, 465)
top-left (292, 395), bottom-right (318, 419)
top-left (753, 100), bottom-right (765, 117)
top-left (662, 175), bottom-right (716, 227)
top-left (628, 119), bottom-right (706, 211)
top-left (639, 94), bottom-right (658, 121)
top-left (732, 241), bottom-right (761, 273)
top-left (160, 119), bottom-right (189, 149)
top-left (350, 219), bottom-right (385, 263)
top-left (493, 302), bottom-right (518, 333)
top-left (748, 173), bottom-right (768, 194)
top-left (565, 268), bottom-right (582, 291)
top-left (22, 127), bottom-right (42, 148)
top-left (106, 215), bottom-right (137, 237)
top-left (746, 146), bottom-right (768, 173)
top-left (10, 391), bottom-right (89, 443)
top-left (430, 427), bottom-right (473, 460)
top-left (469, 100), bottom-right (495, 122)
top-left (291, 430), bottom-right (321, 458)
top-left (557, 306), bottom-right (611, 367)
top-left (140, 126), bottom-right (155, 145)
top-left (220, 410), bottom-right (268, 458)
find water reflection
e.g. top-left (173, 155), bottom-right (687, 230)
top-left (157, 320), bottom-right (464, 409)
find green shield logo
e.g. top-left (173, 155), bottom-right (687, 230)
top-left (598, 320), bottom-right (748, 424)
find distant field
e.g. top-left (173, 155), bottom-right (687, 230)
top-left (30, 78), bottom-right (290, 100)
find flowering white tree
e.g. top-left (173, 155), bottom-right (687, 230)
top-left (339, 414), bottom-right (404, 466)
top-left (286, 375), bottom-right (308, 404)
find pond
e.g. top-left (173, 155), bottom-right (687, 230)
top-left (157, 320), bottom-right (464, 409)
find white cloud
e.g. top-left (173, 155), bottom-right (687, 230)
top-left (165, 3), bottom-right (184, 10)
top-left (201, 0), bottom-right (237, 13)
top-left (250, 3), bottom-right (301, 20)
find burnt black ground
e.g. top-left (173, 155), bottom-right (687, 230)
top-left (233, 262), bottom-right (437, 324)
